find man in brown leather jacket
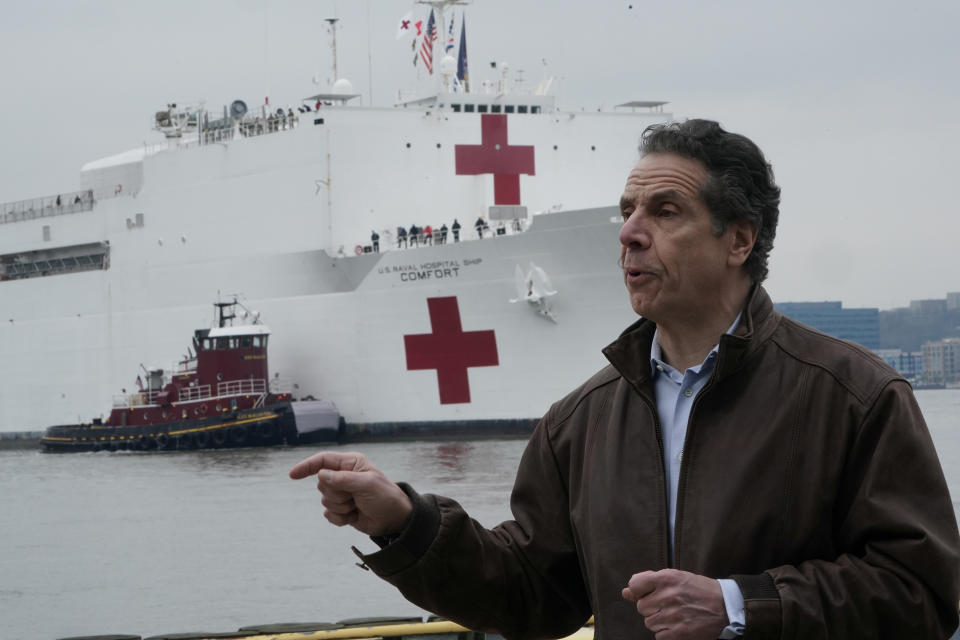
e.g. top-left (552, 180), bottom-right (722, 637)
top-left (291, 120), bottom-right (960, 639)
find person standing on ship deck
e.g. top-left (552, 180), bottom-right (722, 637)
top-left (451, 218), bottom-right (461, 242)
top-left (291, 119), bottom-right (960, 639)
top-left (475, 216), bottom-right (486, 239)
top-left (371, 230), bottom-right (380, 253)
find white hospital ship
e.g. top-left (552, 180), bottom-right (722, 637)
top-left (0, 2), bottom-right (671, 439)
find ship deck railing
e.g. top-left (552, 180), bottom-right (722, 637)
top-left (178, 384), bottom-right (214, 402)
top-left (217, 378), bottom-right (267, 397)
top-left (0, 189), bottom-right (94, 225)
top-left (200, 112), bottom-right (299, 146)
top-left (111, 378), bottom-right (283, 408)
top-left (359, 216), bottom-right (532, 256)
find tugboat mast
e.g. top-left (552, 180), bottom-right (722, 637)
top-left (214, 300), bottom-right (237, 328)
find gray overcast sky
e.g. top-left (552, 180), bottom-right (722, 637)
top-left (1, 0), bottom-right (957, 310)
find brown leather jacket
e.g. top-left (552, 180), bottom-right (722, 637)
top-left (362, 287), bottom-right (960, 639)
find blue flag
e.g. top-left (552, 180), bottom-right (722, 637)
top-left (456, 16), bottom-right (469, 91)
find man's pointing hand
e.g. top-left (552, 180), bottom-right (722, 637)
top-left (290, 451), bottom-right (413, 537)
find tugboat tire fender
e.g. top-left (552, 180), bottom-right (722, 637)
top-left (211, 429), bottom-right (228, 447)
top-left (256, 422), bottom-right (276, 441)
top-left (229, 425), bottom-right (248, 445)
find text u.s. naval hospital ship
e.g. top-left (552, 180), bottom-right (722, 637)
top-left (1, 1), bottom-right (671, 441)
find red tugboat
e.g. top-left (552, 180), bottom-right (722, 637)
top-left (40, 299), bottom-right (340, 452)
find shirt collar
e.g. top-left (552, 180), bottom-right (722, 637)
top-left (650, 312), bottom-right (743, 378)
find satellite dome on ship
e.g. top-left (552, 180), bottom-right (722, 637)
top-left (331, 78), bottom-right (354, 95)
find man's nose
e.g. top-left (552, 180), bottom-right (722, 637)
top-left (619, 210), bottom-right (650, 250)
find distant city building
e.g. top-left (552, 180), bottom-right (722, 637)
top-left (947, 292), bottom-right (960, 311)
top-left (922, 338), bottom-right (960, 386)
top-left (910, 299), bottom-right (948, 314)
top-left (775, 301), bottom-right (880, 350)
top-left (877, 349), bottom-right (924, 381)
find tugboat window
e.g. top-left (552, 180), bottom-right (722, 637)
top-left (216, 338), bottom-right (228, 350)
top-left (241, 336), bottom-right (252, 348)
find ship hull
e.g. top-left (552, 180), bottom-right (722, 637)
top-left (38, 403), bottom-right (327, 453)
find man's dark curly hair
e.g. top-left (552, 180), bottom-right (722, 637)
top-left (640, 119), bottom-right (781, 284)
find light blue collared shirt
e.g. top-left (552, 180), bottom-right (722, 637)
top-left (650, 315), bottom-right (745, 638)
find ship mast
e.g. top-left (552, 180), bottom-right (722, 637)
top-left (416, 0), bottom-right (470, 95)
top-left (325, 17), bottom-right (340, 84)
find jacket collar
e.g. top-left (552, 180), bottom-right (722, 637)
top-left (602, 286), bottom-right (780, 390)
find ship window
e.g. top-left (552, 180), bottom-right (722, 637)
top-left (464, 104), bottom-right (475, 113)
top-left (216, 338), bottom-right (229, 350)
top-left (203, 338), bottom-right (213, 351)
top-left (532, 106), bottom-right (541, 114)
top-left (491, 105), bottom-right (502, 113)
top-left (518, 105), bottom-right (528, 114)
top-left (314, 118), bottom-right (324, 125)
top-left (241, 336), bottom-right (252, 348)
top-left (505, 105), bottom-right (515, 113)
top-left (478, 104), bottom-right (488, 113)
top-left (452, 104), bottom-right (461, 112)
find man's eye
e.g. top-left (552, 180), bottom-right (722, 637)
top-left (621, 209), bottom-right (633, 221)
top-left (658, 208), bottom-right (676, 218)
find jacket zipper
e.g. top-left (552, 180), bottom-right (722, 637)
top-left (673, 366), bottom-right (722, 569)
top-left (645, 399), bottom-right (671, 570)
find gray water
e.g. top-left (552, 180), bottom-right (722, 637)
top-left (2, 390), bottom-right (958, 640)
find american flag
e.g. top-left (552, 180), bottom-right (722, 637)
top-left (419, 9), bottom-right (436, 74)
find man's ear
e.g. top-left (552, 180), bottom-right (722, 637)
top-left (728, 222), bottom-right (758, 268)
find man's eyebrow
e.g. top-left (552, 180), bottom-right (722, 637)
top-left (620, 189), bottom-right (685, 210)
top-left (646, 189), bottom-right (684, 205)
